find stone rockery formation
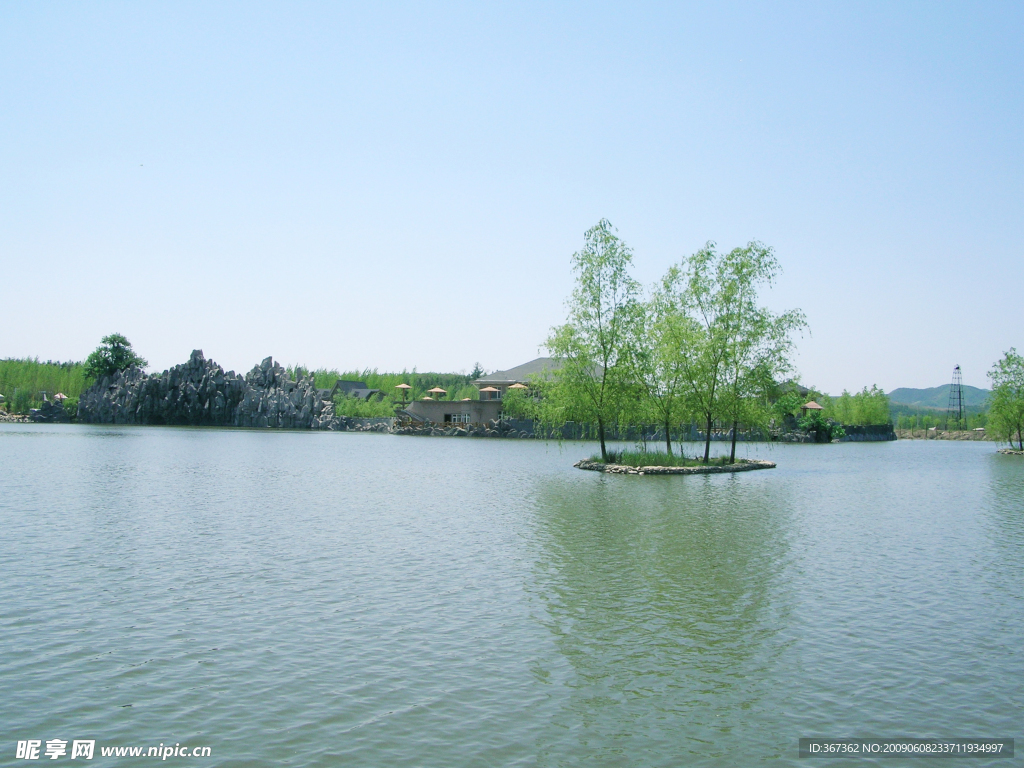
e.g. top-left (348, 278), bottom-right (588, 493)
top-left (77, 350), bottom-right (338, 429)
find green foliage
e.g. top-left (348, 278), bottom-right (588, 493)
top-left (499, 386), bottom-right (540, 421)
top-left (770, 387), bottom-right (806, 422)
top-left (623, 283), bottom-right (700, 455)
top-left (660, 241), bottom-right (805, 462)
top-left (798, 411), bottom-right (845, 442)
top-left (332, 396), bottom-right (396, 418)
top-left (0, 358), bottom-right (90, 413)
top-left (84, 334), bottom-right (147, 380)
top-left (286, 364), bottom-right (482, 417)
top-left (537, 230), bottom-right (804, 462)
top-left (289, 366), bottom-right (476, 402)
top-left (12, 388), bottom-right (33, 413)
top-left (545, 219), bottom-right (642, 461)
top-left (987, 348), bottom-right (1024, 450)
top-left (894, 411), bottom-right (987, 431)
top-left (594, 449), bottom-right (732, 467)
top-left (822, 385), bottom-right (891, 425)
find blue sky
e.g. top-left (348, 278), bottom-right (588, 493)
top-left (1, 2), bottom-right (1020, 392)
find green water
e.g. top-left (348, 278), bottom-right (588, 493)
top-left (1, 425), bottom-right (1021, 766)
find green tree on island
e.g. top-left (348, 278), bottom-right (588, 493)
top-left (545, 219), bottom-right (641, 461)
top-left (987, 348), bottom-right (1024, 450)
top-left (713, 243), bottom-right (806, 462)
top-left (660, 242), bottom-right (804, 463)
top-left (624, 275), bottom-right (700, 456)
top-left (656, 245), bottom-right (731, 463)
top-left (84, 334), bottom-right (148, 381)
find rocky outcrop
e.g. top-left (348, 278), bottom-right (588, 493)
top-left (77, 350), bottom-right (338, 430)
top-left (233, 354), bottom-right (337, 429)
top-left (29, 399), bottom-right (70, 423)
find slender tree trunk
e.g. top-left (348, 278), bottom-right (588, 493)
top-left (665, 415), bottom-right (672, 456)
top-left (729, 418), bottom-right (738, 463)
top-left (1018, 426), bottom-right (1022, 451)
top-left (703, 412), bottom-right (713, 463)
top-left (599, 416), bottom-right (608, 461)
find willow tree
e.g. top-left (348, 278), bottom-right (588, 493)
top-left (716, 244), bottom-right (806, 462)
top-left (658, 244), bottom-right (733, 463)
top-left (546, 219), bottom-right (640, 461)
top-left (625, 281), bottom-right (700, 456)
top-left (664, 242), bottom-right (804, 463)
top-left (987, 348), bottom-right (1024, 450)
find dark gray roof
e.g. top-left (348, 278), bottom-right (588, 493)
top-left (348, 389), bottom-right (380, 401)
top-left (475, 357), bottom-right (559, 385)
top-left (329, 379), bottom-right (381, 400)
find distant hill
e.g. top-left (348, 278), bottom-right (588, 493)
top-left (887, 384), bottom-right (990, 409)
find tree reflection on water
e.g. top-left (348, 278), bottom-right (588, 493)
top-left (527, 470), bottom-right (798, 765)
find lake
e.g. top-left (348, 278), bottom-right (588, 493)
top-left (1, 424), bottom-right (1021, 766)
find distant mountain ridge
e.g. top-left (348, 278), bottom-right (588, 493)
top-left (887, 385), bottom-right (990, 409)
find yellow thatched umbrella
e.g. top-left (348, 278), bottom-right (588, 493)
top-left (800, 400), bottom-right (824, 417)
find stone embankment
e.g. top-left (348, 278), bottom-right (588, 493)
top-left (77, 350), bottom-right (338, 429)
top-left (768, 425), bottom-right (897, 443)
top-left (0, 410), bottom-right (30, 423)
top-left (770, 431), bottom-right (816, 443)
top-left (574, 458), bottom-right (776, 475)
top-left (998, 448), bottom-right (1024, 456)
top-left (896, 429), bottom-right (990, 441)
top-left (838, 424), bottom-right (897, 442)
top-left (393, 419), bottom-right (535, 439)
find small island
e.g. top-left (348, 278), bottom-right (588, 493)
top-left (574, 457), bottom-right (776, 475)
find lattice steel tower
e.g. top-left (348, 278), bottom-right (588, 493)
top-left (945, 365), bottom-right (966, 431)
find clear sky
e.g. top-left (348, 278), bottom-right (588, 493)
top-left (1, 2), bottom-right (1020, 393)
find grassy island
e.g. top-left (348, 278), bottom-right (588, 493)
top-left (591, 450), bottom-right (735, 468)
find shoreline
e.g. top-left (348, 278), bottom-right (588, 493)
top-left (895, 428), bottom-right (990, 441)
